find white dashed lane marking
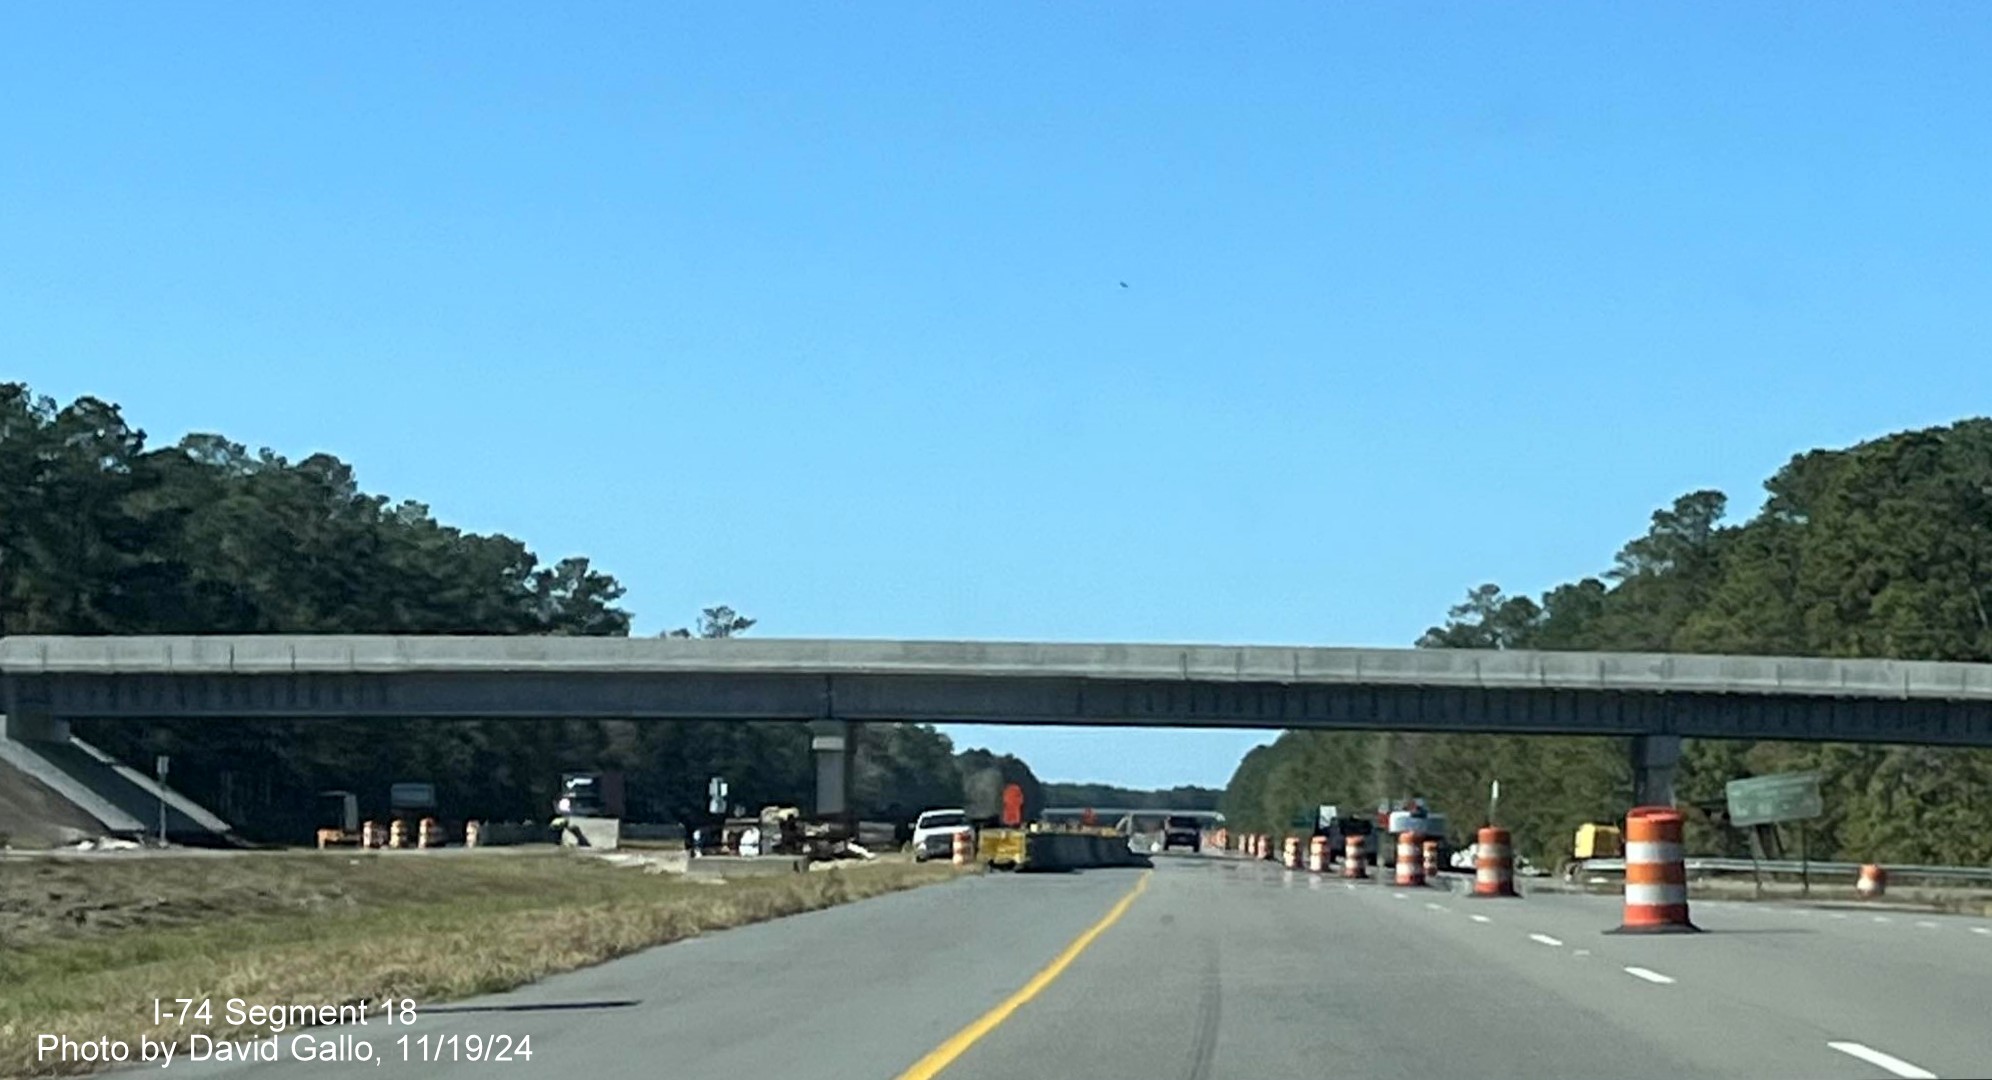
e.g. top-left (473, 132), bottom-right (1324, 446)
top-left (1624, 966), bottom-right (1675, 985)
top-left (1468, 914), bottom-right (1492, 924)
top-left (1825, 1041), bottom-right (1937, 1079)
top-left (1528, 933), bottom-right (1564, 947)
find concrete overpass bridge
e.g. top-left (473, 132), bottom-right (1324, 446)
top-left (1042, 808), bottom-right (1226, 821)
top-left (1041, 808), bottom-right (1226, 831)
top-left (6, 635), bottom-right (1992, 816)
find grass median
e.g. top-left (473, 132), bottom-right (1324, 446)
top-left (0, 850), bottom-right (962, 1077)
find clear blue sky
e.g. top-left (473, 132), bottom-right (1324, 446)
top-left (6, 6), bottom-right (1989, 789)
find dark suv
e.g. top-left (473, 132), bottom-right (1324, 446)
top-left (1161, 815), bottom-right (1203, 853)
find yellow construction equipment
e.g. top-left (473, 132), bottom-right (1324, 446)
top-left (1561, 822), bottom-right (1625, 882)
top-left (978, 827), bottom-right (1027, 870)
top-left (1574, 822), bottom-right (1624, 859)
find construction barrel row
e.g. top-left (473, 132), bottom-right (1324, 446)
top-left (317, 817), bottom-right (456, 850)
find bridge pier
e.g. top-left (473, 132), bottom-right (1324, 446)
top-left (1631, 733), bottom-right (1681, 808)
top-left (0, 711), bottom-right (70, 743)
top-left (810, 718), bottom-right (858, 825)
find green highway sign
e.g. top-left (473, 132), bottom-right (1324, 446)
top-left (1725, 771), bottom-right (1823, 828)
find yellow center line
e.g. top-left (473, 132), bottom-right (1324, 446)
top-left (892, 869), bottom-right (1153, 1080)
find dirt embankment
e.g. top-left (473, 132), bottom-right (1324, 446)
top-left (0, 759), bottom-right (104, 849)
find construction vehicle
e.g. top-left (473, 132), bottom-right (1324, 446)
top-left (554, 771), bottom-right (625, 819)
top-left (1295, 804), bottom-right (1377, 865)
top-left (708, 804), bottom-right (872, 862)
top-left (1560, 821), bottom-right (1625, 881)
top-left (1371, 798), bottom-right (1452, 870)
top-left (313, 790), bottom-right (361, 848)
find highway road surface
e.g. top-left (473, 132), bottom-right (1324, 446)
top-left (119, 856), bottom-right (1990, 1080)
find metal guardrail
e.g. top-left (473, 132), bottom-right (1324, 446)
top-left (1575, 857), bottom-right (1992, 883)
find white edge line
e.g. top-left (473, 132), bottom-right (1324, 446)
top-left (1826, 1041), bottom-right (1937, 1079)
top-left (1528, 933), bottom-right (1563, 947)
top-left (1623, 966), bottom-right (1675, 985)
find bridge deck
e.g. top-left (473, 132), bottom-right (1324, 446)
top-left (6, 636), bottom-right (1992, 700)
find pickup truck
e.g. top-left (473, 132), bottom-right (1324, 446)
top-left (910, 808), bottom-right (973, 861)
top-left (1161, 815), bottom-right (1203, 853)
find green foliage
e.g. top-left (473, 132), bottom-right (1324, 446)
top-left (954, 747), bottom-right (1043, 822)
top-left (1, 384), bottom-right (968, 839)
top-left (1225, 420), bottom-right (1992, 866)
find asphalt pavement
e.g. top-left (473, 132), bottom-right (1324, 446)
top-left (110, 856), bottom-right (1991, 1080)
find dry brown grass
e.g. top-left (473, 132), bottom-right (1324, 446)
top-left (0, 852), bottom-right (960, 1077)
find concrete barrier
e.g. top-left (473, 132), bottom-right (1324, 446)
top-left (475, 821), bottom-right (557, 846)
top-left (559, 816), bottom-right (622, 850)
top-left (1020, 829), bottom-right (1152, 872)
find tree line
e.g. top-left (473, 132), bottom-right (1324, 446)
top-left (1222, 419), bottom-right (1992, 867)
top-left (0, 385), bottom-right (1058, 841)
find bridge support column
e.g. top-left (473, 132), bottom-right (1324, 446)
top-left (811, 719), bottom-right (858, 825)
top-left (0, 711), bottom-right (71, 744)
top-left (1631, 734), bottom-right (1681, 808)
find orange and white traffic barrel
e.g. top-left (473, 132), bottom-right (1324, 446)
top-left (361, 821), bottom-right (380, 849)
top-left (1422, 838), bottom-right (1441, 880)
top-left (1472, 826), bottom-right (1518, 898)
top-left (1307, 835), bottom-right (1328, 873)
top-left (464, 821), bottom-right (482, 849)
top-left (952, 829), bottom-right (975, 866)
top-left (1612, 806), bottom-right (1698, 933)
top-left (1396, 832), bottom-right (1426, 887)
top-left (1282, 836), bottom-right (1301, 869)
top-left (1343, 833), bottom-right (1368, 878)
top-left (389, 819), bottom-right (408, 849)
top-left (418, 818), bottom-right (439, 849)
top-left (1857, 864), bottom-right (1887, 899)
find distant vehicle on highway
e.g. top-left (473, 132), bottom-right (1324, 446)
top-left (1161, 815), bottom-right (1203, 853)
top-left (910, 808), bottom-right (972, 861)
